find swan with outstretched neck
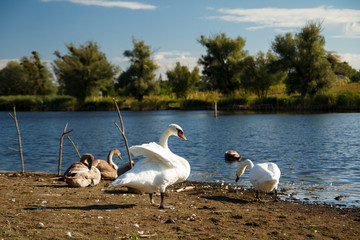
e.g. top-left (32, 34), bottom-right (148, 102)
top-left (110, 124), bottom-right (190, 209)
top-left (235, 159), bottom-right (280, 201)
top-left (64, 153), bottom-right (101, 187)
top-left (93, 149), bottom-right (122, 179)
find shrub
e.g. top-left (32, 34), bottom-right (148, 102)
top-left (336, 91), bottom-right (360, 106)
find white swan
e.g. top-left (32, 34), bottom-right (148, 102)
top-left (64, 153), bottom-right (101, 187)
top-left (110, 124), bottom-right (190, 209)
top-left (235, 159), bottom-right (280, 201)
top-left (93, 148), bottom-right (122, 179)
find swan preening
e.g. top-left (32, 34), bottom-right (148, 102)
top-left (225, 150), bottom-right (242, 162)
top-left (235, 159), bottom-right (280, 201)
top-left (110, 124), bottom-right (190, 209)
top-left (93, 148), bottom-right (122, 179)
top-left (64, 153), bottom-right (101, 188)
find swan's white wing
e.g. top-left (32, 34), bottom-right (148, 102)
top-left (250, 163), bottom-right (281, 192)
top-left (266, 163), bottom-right (281, 179)
top-left (130, 142), bottom-right (177, 168)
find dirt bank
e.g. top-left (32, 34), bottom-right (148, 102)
top-left (0, 172), bottom-right (359, 239)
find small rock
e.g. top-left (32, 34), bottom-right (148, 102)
top-left (335, 195), bottom-right (344, 201)
top-left (165, 218), bottom-right (175, 224)
top-left (37, 222), bottom-right (45, 228)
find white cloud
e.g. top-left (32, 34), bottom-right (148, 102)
top-left (154, 51), bottom-right (199, 78)
top-left (113, 51), bottom-right (200, 79)
top-left (207, 6), bottom-right (360, 38)
top-left (338, 53), bottom-right (360, 70)
top-left (0, 59), bottom-right (19, 69)
top-left (42, 0), bottom-right (157, 10)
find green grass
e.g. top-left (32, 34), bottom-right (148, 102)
top-left (1, 82), bottom-right (360, 112)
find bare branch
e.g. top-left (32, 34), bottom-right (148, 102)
top-left (67, 136), bottom-right (81, 159)
top-left (58, 123), bottom-right (74, 176)
top-left (8, 112), bottom-right (14, 119)
top-left (8, 147), bottom-right (19, 152)
top-left (8, 106), bottom-right (24, 174)
top-left (113, 98), bottom-right (134, 169)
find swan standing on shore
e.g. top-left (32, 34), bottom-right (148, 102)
top-left (110, 124), bottom-right (190, 209)
top-left (64, 153), bottom-right (101, 187)
top-left (93, 149), bottom-right (122, 179)
top-left (235, 159), bottom-right (280, 201)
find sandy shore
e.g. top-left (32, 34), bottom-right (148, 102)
top-left (0, 172), bottom-right (359, 239)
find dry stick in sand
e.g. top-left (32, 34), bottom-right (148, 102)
top-left (8, 106), bottom-right (24, 174)
top-left (113, 98), bottom-right (134, 176)
top-left (58, 123), bottom-right (73, 176)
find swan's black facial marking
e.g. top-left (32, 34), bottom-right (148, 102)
top-left (177, 128), bottom-right (187, 141)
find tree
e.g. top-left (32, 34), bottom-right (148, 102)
top-left (272, 22), bottom-right (336, 97)
top-left (326, 52), bottom-right (356, 81)
top-left (0, 52), bottom-right (54, 95)
top-left (53, 41), bottom-right (119, 104)
top-left (0, 61), bottom-right (27, 95)
top-left (198, 33), bottom-right (248, 94)
top-left (351, 70), bottom-right (360, 82)
top-left (242, 51), bottom-right (286, 98)
top-left (116, 37), bottom-right (159, 101)
top-left (21, 51), bottom-right (54, 95)
top-left (166, 62), bottom-right (199, 99)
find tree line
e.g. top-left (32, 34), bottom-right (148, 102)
top-left (1, 22), bottom-right (359, 105)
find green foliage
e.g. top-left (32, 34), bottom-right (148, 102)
top-left (350, 70), bottom-right (360, 82)
top-left (130, 99), bottom-right (168, 111)
top-left (84, 97), bottom-right (116, 110)
top-left (0, 95), bottom-right (76, 111)
top-left (166, 62), bottom-right (200, 99)
top-left (242, 51), bottom-right (286, 97)
top-left (0, 52), bottom-right (55, 95)
top-left (117, 37), bottom-right (159, 101)
top-left (53, 41), bottom-right (119, 104)
top-left (327, 52), bottom-right (357, 78)
top-left (198, 33), bottom-right (248, 94)
top-left (218, 97), bottom-right (248, 107)
top-left (272, 22), bottom-right (337, 97)
top-left (336, 90), bottom-right (360, 106)
top-left (181, 99), bottom-right (212, 109)
top-left (313, 92), bottom-right (336, 105)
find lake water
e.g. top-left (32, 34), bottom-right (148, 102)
top-left (1, 110), bottom-right (359, 208)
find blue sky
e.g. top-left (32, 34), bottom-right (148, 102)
top-left (1, 0), bottom-right (360, 79)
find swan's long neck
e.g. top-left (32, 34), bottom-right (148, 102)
top-left (159, 128), bottom-right (172, 149)
top-left (87, 155), bottom-right (94, 170)
top-left (236, 159), bottom-right (254, 177)
top-left (107, 150), bottom-right (119, 170)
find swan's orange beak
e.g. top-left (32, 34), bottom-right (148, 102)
top-left (178, 131), bottom-right (187, 141)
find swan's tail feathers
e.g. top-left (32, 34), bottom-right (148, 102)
top-left (109, 178), bottom-right (125, 187)
top-left (257, 179), bottom-right (279, 193)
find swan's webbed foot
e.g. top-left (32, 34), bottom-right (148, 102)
top-left (272, 189), bottom-right (279, 202)
top-left (159, 192), bottom-right (175, 209)
top-left (149, 193), bottom-right (160, 207)
top-left (159, 204), bottom-right (175, 209)
top-left (255, 190), bottom-right (262, 201)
